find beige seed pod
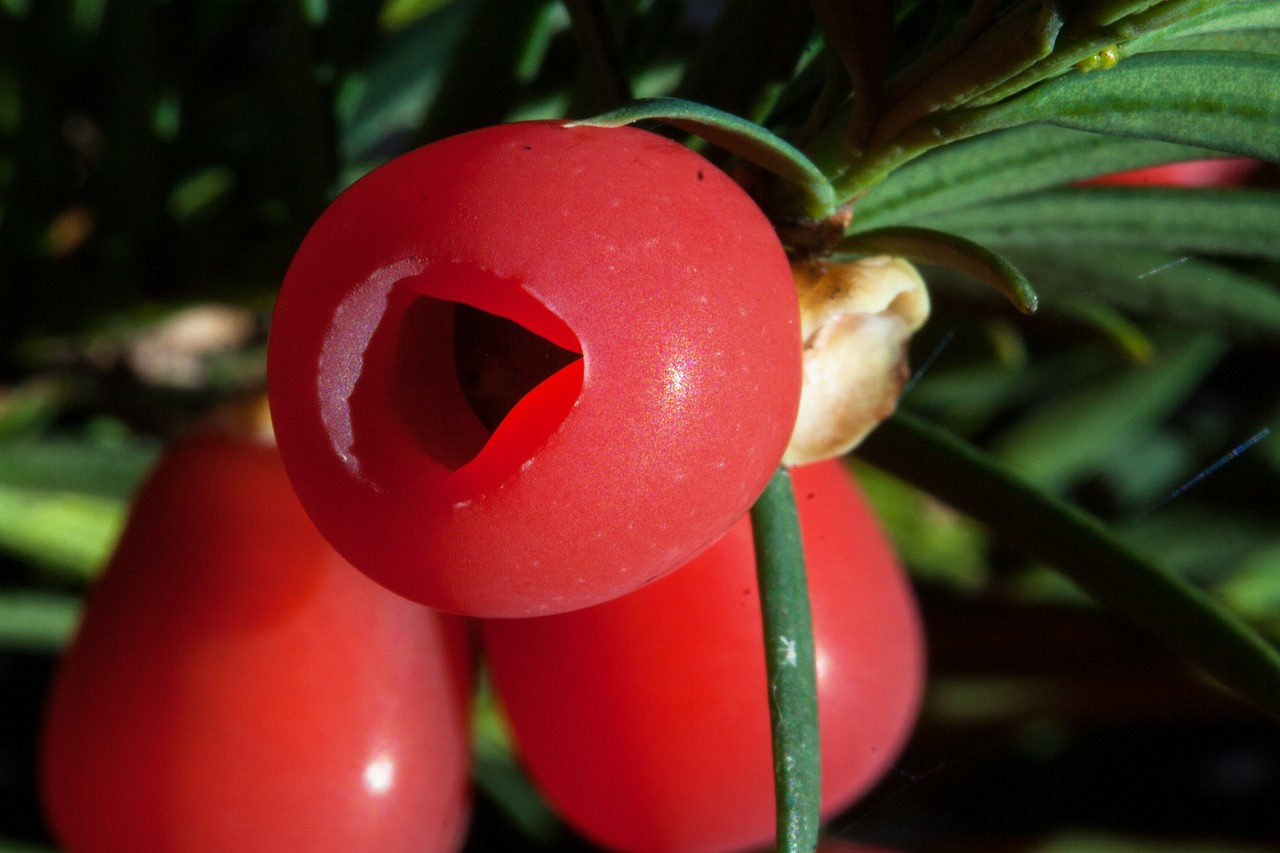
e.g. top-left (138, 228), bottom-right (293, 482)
top-left (783, 255), bottom-right (930, 466)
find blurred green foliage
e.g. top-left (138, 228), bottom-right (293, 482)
top-left (2, 1), bottom-right (1279, 851)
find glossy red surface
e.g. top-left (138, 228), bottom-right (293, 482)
top-left (40, 431), bottom-right (472, 852)
top-left (482, 460), bottom-right (926, 853)
top-left (268, 121), bottom-right (801, 617)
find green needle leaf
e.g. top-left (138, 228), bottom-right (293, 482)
top-left (853, 124), bottom-right (1228, 229)
top-left (750, 468), bottom-right (820, 853)
top-left (856, 412), bottom-right (1280, 720)
top-left (1084, 0), bottom-right (1166, 28)
top-left (0, 840), bottom-right (61, 853)
top-left (569, 96), bottom-right (838, 218)
top-left (912, 187), bottom-right (1280, 262)
top-left (872, 0), bottom-right (1064, 144)
top-left (879, 0), bottom-right (1007, 110)
top-left (1052, 298), bottom-right (1157, 362)
top-left (1147, 0), bottom-right (1280, 45)
top-left (472, 675), bottom-right (561, 843)
top-left (987, 50), bottom-right (1280, 162)
top-left (990, 334), bottom-right (1227, 490)
top-left (1169, 28), bottom-right (1280, 55)
top-left (338, 0), bottom-right (471, 169)
top-left (840, 225), bottom-right (1039, 314)
top-left (998, 246), bottom-right (1280, 343)
top-left (838, 50), bottom-right (1280, 195)
top-left (809, 0), bottom-right (893, 148)
top-left (968, 0), bottom-right (1235, 107)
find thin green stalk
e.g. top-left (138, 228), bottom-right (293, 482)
top-left (750, 468), bottom-right (820, 853)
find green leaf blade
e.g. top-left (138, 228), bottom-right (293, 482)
top-left (998, 50), bottom-right (1280, 162)
top-left (840, 225), bottom-right (1038, 314)
top-left (841, 49), bottom-right (1280, 195)
top-left (852, 124), bottom-right (1228, 230)
top-left (1167, 28), bottom-right (1280, 55)
top-left (990, 334), bottom-right (1227, 490)
top-left (1149, 1), bottom-right (1280, 45)
top-left (808, 0), bottom-right (892, 147)
top-left (910, 187), bottom-right (1280, 262)
top-left (337, 0), bottom-right (473, 173)
top-left (413, 0), bottom-right (561, 147)
top-left (969, 0), bottom-right (1258, 107)
top-left (873, 0), bottom-right (1064, 141)
top-left (856, 412), bottom-right (1280, 719)
top-left (999, 246), bottom-right (1280, 343)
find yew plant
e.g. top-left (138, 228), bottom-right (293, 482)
top-left (560, 3), bottom-right (1280, 850)
top-left (1, 1), bottom-right (1280, 852)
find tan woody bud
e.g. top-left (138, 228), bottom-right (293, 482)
top-left (784, 256), bottom-right (930, 466)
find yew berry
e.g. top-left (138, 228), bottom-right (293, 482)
top-left (40, 425), bottom-right (472, 852)
top-left (268, 121), bottom-right (802, 617)
top-left (481, 459), bottom-right (925, 853)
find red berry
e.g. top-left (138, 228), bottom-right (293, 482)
top-left (41, 429), bottom-right (472, 852)
top-left (268, 121), bottom-right (801, 617)
top-left (481, 459), bottom-right (925, 853)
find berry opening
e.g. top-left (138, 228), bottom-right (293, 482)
top-left (391, 270), bottom-right (584, 479)
top-left (453, 304), bottom-right (582, 435)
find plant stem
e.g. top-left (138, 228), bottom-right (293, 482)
top-left (750, 468), bottom-right (820, 853)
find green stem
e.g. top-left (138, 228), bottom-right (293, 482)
top-left (750, 468), bottom-right (820, 853)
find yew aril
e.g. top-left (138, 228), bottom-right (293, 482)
top-left (481, 459), bottom-right (925, 853)
top-left (40, 428), bottom-right (472, 852)
top-left (267, 120), bottom-right (802, 617)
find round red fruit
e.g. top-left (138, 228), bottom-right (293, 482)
top-left (41, 427), bottom-right (472, 852)
top-left (481, 459), bottom-right (925, 853)
top-left (267, 121), bottom-right (802, 617)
